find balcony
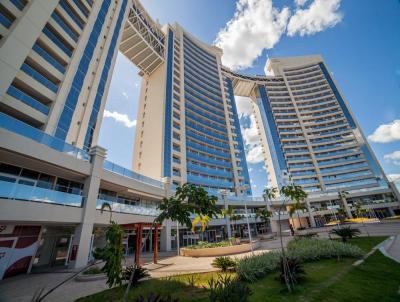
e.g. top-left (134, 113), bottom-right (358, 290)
top-left (103, 160), bottom-right (164, 188)
top-left (0, 180), bottom-right (83, 207)
top-left (0, 112), bottom-right (90, 161)
top-left (96, 199), bottom-right (160, 217)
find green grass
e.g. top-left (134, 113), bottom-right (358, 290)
top-left (76, 237), bottom-right (400, 302)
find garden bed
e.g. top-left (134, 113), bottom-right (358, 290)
top-left (180, 240), bottom-right (260, 257)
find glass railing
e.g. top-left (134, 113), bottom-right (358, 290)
top-left (186, 141), bottom-right (230, 159)
top-left (103, 160), bottom-right (164, 188)
top-left (187, 174), bottom-right (234, 189)
top-left (187, 152), bottom-right (232, 168)
top-left (6, 86), bottom-right (49, 115)
top-left (51, 12), bottom-right (79, 42)
top-left (0, 112), bottom-right (90, 161)
top-left (186, 113), bottom-right (226, 133)
top-left (32, 43), bottom-right (66, 74)
top-left (0, 12), bottom-right (12, 28)
top-left (186, 105), bottom-right (226, 126)
top-left (59, 0), bottom-right (84, 29)
top-left (186, 130), bottom-right (229, 149)
top-left (43, 26), bottom-right (73, 57)
top-left (186, 163), bottom-right (233, 178)
top-left (20, 63), bottom-right (59, 93)
top-left (0, 180), bottom-right (83, 207)
top-left (10, 0), bottom-right (26, 10)
top-left (96, 199), bottom-right (160, 217)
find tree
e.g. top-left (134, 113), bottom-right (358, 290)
top-left (278, 184), bottom-right (308, 293)
top-left (288, 201), bottom-right (306, 229)
top-left (94, 221), bottom-right (124, 288)
top-left (255, 208), bottom-right (272, 233)
top-left (191, 214), bottom-right (211, 240)
top-left (338, 190), bottom-right (350, 219)
top-left (123, 184), bottom-right (222, 301)
top-left (100, 201), bottom-right (113, 223)
top-left (354, 201), bottom-right (370, 237)
top-left (330, 226), bottom-right (361, 242)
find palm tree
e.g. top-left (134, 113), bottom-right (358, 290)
top-left (191, 214), bottom-right (210, 240)
top-left (255, 208), bottom-right (272, 233)
top-left (223, 205), bottom-right (235, 239)
top-left (288, 201), bottom-right (306, 229)
top-left (338, 190), bottom-right (351, 219)
top-left (123, 183), bottom-right (221, 302)
top-left (354, 201), bottom-right (370, 237)
top-left (279, 184), bottom-right (308, 293)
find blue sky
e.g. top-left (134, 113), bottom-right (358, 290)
top-left (99, 0), bottom-right (400, 195)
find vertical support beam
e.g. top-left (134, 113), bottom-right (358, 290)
top-left (153, 225), bottom-right (158, 264)
top-left (135, 224), bottom-right (143, 266)
top-left (69, 146), bottom-right (106, 269)
top-left (305, 200), bottom-right (316, 228)
top-left (160, 221), bottom-right (171, 252)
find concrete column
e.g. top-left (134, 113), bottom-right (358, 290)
top-left (305, 200), bottom-right (316, 228)
top-left (388, 207), bottom-right (395, 216)
top-left (222, 196), bottom-right (232, 238)
top-left (69, 146), bottom-right (106, 269)
top-left (162, 177), bottom-right (172, 198)
top-left (160, 221), bottom-right (172, 252)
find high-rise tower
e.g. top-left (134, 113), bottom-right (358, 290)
top-left (0, 0), bottom-right (128, 151)
top-left (132, 24), bottom-right (251, 196)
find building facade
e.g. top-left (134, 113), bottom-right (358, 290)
top-left (0, 0), bottom-right (128, 151)
top-left (0, 0), bottom-right (399, 280)
top-left (132, 24), bottom-right (252, 196)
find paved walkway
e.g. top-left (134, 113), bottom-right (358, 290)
top-left (1, 221), bottom-right (399, 302)
top-left (386, 234), bottom-right (400, 262)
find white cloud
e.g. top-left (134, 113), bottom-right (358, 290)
top-left (295, 0), bottom-right (309, 7)
top-left (247, 144), bottom-right (264, 164)
top-left (216, 0), bottom-right (343, 71)
top-left (215, 0), bottom-right (290, 70)
top-left (103, 110), bottom-right (137, 128)
top-left (122, 91), bottom-right (128, 99)
top-left (248, 167), bottom-right (253, 172)
top-left (387, 174), bottom-right (400, 182)
top-left (287, 0), bottom-right (342, 37)
top-left (242, 115), bottom-right (260, 146)
top-left (235, 96), bottom-right (253, 117)
top-left (242, 115), bottom-right (265, 164)
top-left (368, 120), bottom-right (400, 143)
top-left (384, 151), bottom-right (400, 166)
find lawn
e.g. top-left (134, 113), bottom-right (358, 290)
top-left (76, 236), bottom-right (400, 302)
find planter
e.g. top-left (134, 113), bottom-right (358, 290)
top-left (180, 241), bottom-right (260, 257)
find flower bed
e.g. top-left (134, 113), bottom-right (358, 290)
top-left (181, 240), bottom-right (260, 257)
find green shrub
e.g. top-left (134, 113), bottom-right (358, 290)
top-left (277, 257), bottom-right (305, 285)
top-left (123, 265), bottom-right (149, 286)
top-left (212, 256), bottom-right (237, 272)
top-left (208, 274), bottom-right (252, 302)
top-left (186, 240), bottom-right (232, 249)
top-left (82, 266), bottom-right (103, 275)
top-left (287, 238), bottom-right (364, 261)
top-left (237, 238), bottom-right (364, 282)
top-left (132, 293), bottom-right (179, 302)
top-left (330, 226), bottom-right (361, 242)
top-left (236, 251), bottom-right (281, 282)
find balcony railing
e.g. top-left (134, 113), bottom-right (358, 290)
top-left (0, 112), bottom-right (90, 161)
top-left (103, 160), bottom-right (164, 189)
top-left (0, 180), bottom-right (83, 207)
top-left (96, 199), bottom-right (160, 216)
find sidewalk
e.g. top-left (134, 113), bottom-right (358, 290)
top-left (386, 234), bottom-right (400, 263)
